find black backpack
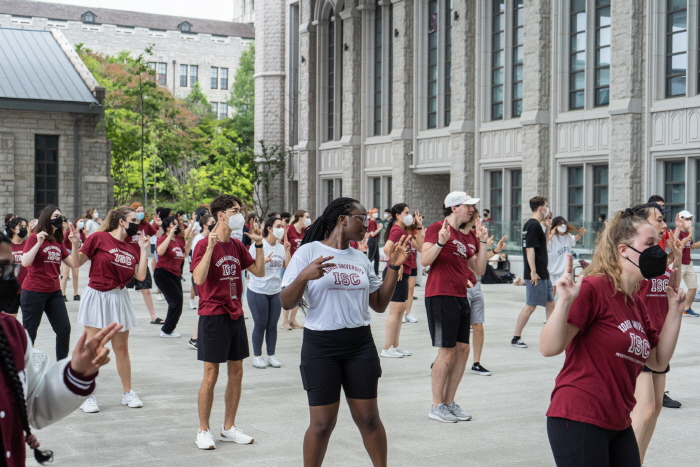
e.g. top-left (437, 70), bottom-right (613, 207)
top-left (481, 264), bottom-right (504, 284)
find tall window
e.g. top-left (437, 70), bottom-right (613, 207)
top-left (211, 67), bottom-right (219, 89)
top-left (328, 14), bottom-right (336, 141)
top-left (220, 68), bottom-right (229, 90)
top-left (148, 62), bottom-right (167, 85)
top-left (180, 64), bottom-right (188, 87)
top-left (511, 169), bottom-right (522, 221)
top-left (211, 102), bottom-right (218, 116)
top-left (34, 135), bottom-right (59, 217)
top-left (427, 0), bottom-right (439, 128)
top-left (592, 165), bottom-right (608, 220)
top-left (374, 3), bottom-right (383, 136)
top-left (568, 166), bottom-right (584, 225)
top-left (570, 0), bottom-right (586, 110)
top-left (190, 65), bottom-right (198, 87)
top-left (388, 5), bottom-right (394, 132)
top-left (326, 178), bottom-right (342, 205)
top-left (219, 103), bottom-right (228, 119)
top-left (490, 171), bottom-right (503, 221)
top-left (444, 0), bottom-right (453, 126)
top-left (666, 0), bottom-right (687, 97)
top-left (372, 177), bottom-right (382, 209)
top-left (594, 0), bottom-right (610, 106)
top-left (492, 0), bottom-right (505, 120)
top-left (512, 0), bottom-right (524, 117)
top-left (665, 161), bottom-right (685, 218)
top-left (325, 7), bottom-right (343, 142)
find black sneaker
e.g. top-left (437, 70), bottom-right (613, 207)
top-left (662, 392), bottom-right (682, 408)
top-left (511, 337), bottom-right (528, 348)
top-left (188, 338), bottom-right (198, 350)
top-left (471, 363), bottom-right (492, 376)
top-left (74, 295), bottom-right (81, 301)
top-left (63, 295), bottom-right (68, 302)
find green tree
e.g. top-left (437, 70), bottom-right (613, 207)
top-left (244, 140), bottom-right (288, 219)
top-left (185, 82), bottom-right (214, 122)
top-left (229, 43), bottom-right (255, 148)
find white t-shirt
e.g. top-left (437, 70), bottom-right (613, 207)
top-left (85, 219), bottom-right (100, 235)
top-left (547, 233), bottom-right (576, 278)
top-left (230, 229), bottom-right (244, 242)
top-left (247, 238), bottom-right (285, 295)
top-left (281, 241), bottom-right (382, 331)
top-left (192, 221), bottom-right (202, 236)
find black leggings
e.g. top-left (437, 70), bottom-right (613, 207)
top-left (20, 289), bottom-right (71, 360)
top-left (547, 417), bottom-right (640, 467)
top-left (153, 268), bottom-right (183, 334)
top-left (367, 237), bottom-right (380, 276)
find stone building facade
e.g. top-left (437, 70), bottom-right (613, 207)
top-left (0, 0), bottom-right (255, 119)
top-left (252, 0), bottom-right (700, 234)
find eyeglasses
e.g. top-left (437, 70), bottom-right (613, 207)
top-left (348, 214), bottom-right (370, 226)
top-left (225, 208), bottom-right (241, 215)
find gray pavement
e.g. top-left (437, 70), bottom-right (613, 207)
top-left (26, 274), bottom-right (700, 466)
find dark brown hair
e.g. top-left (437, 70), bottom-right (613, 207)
top-left (33, 205), bottom-right (63, 243)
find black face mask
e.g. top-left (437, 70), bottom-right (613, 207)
top-left (626, 245), bottom-right (668, 279)
top-left (51, 217), bottom-right (64, 228)
top-left (0, 265), bottom-right (19, 312)
top-left (125, 222), bottom-right (139, 237)
top-left (174, 228), bottom-right (182, 236)
top-left (17, 228), bottom-right (27, 239)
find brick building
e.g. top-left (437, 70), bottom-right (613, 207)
top-left (0, 28), bottom-right (110, 220)
top-left (250, 0), bottom-right (700, 245)
top-left (0, 0), bottom-right (255, 119)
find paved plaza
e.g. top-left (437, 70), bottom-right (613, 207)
top-left (26, 274), bottom-right (700, 467)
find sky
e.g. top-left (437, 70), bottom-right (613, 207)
top-left (37, 0), bottom-right (233, 21)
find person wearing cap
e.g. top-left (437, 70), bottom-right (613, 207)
top-left (512, 196), bottom-right (555, 348)
top-left (673, 210), bottom-right (700, 317)
top-left (421, 191), bottom-right (489, 423)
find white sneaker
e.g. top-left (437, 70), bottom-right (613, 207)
top-left (395, 347), bottom-right (412, 356)
top-left (155, 293), bottom-right (165, 301)
top-left (267, 355), bottom-right (281, 368)
top-left (121, 390), bottom-right (144, 408)
top-left (160, 331), bottom-right (181, 338)
top-left (252, 356), bottom-right (266, 369)
top-left (189, 299), bottom-right (197, 310)
top-left (196, 430), bottom-right (216, 450)
top-left (403, 313), bottom-right (418, 323)
top-left (380, 347), bottom-right (404, 358)
top-left (220, 425), bottom-right (254, 444)
top-left (80, 395), bottom-right (99, 413)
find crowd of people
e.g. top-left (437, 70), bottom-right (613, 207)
top-left (0, 189), bottom-right (694, 466)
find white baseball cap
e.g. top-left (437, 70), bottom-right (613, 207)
top-left (678, 210), bottom-right (694, 219)
top-left (444, 191), bottom-right (480, 208)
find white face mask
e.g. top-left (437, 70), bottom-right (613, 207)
top-left (557, 225), bottom-right (568, 233)
top-left (542, 207), bottom-right (549, 217)
top-left (77, 222), bottom-right (85, 229)
top-left (384, 213), bottom-right (390, 220)
top-left (372, 212), bottom-right (379, 219)
top-left (403, 214), bottom-right (414, 226)
top-left (303, 217), bottom-right (312, 228)
top-left (272, 227), bottom-right (285, 239)
top-left (93, 212), bottom-right (99, 219)
top-left (227, 212), bottom-right (245, 231)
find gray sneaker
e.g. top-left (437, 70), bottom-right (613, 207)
top-left (429, 403), bottom-right (458, 423)
top-left (446, 401), bottom-right (472, 421)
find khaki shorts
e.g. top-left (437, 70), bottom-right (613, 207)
top-left (681, 263), bottom-right (698, 289)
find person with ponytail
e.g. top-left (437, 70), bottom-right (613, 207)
top-left (541, 209), bottom-right (686, 466)
top-left (71, 207), bottom-right (150, 413)
top-left (282, 210), bottom-right (311, 330)
top-left (20, 206), bottom-right (77, 361)
top-left (125, 202), bottom-right (163, 324)
top-left (380, 203), bottom-right (423, 358)
top-left (5, 217), bottom-right (28, 317)
top-left (280, 197), bottom-right (411, 466)
top-left (0, 232), bottom-right (123, 466)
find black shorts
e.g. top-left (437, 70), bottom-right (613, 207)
top-left (382, 268), bottom-right (409, 302)
top-left (409, 267), bottom-right (417, 277)
top-left (642, 364), bottom-right (670, 374)
top-left (150, 244), bottom-right (156, 254)
top-left (197, 314), bottom-right (250, 363)
top-left (127, 267), bottom-right (153, 291)
top-left (300, 326), bottom-right (382, 406)
top-left (425, 295), bottom-right (471, 347)
top-left (2, 294), bottom-right (21, 315)
top-left (191, 276), bottom-right (197, 297)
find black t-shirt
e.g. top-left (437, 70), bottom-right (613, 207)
top-left (521, 218), bottom-right (549, 280)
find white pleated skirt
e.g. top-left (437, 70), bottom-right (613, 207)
top-left (78, 286), bottom-right (138, 331)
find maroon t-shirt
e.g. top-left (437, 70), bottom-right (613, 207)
top-left (424, 221), bottom-right (475, 298)
top-left (679, 230), bottom-right (692, 265)
top-left (388, 224), bottom-right (416, 270)
top-left (191, 237), bottom-right (255, 320)
top-left (156, 235), bottom-right (186, 276)
top-left (638, 267), bottom-right (672, 334)
top-left (286, 224), bottom-right (306, 256)
top-left (546, 276), bottom-right (660, 431)
top-left (124, 221), bottom-right (158, 253)
top-left (367, 220), bottom-right (379, 237)
top-left (464, 230), bottom-right (480, 287)
top-left (62, 231), bottom-right (85, 251)
top-left (80, 231), bottom-right (141, 291)
top-left (22, 234), bottom-right (69, 293)
top-left (10, 241), bottom-right (26, 292)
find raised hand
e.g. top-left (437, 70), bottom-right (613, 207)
top-left (264, 252), bottom-right (274, 263)
top-left (486, 235), bottom-right (495, 249)
top-left (70, 323), bottom-right (124, 376)
top-left (578, 227), bottom-right (587, 236)
top-left (153, 212), bottom-right (162, 227)
top-left (67, 223), bottom-right (80, 246)
top-left (666, 273), bottom-right (687, 314)
top-left (138, 235), bottom-right (150, 250)
top-left (555, 254), bottom-right (583, 302)
top-left (300, 255), bottom-right (336, 281)
top-left (207, 231), bottom-right (218, 250)
top-left (389, 235), bottom-right (413, 267)
top-left (496, 235), bottom-right (507, 252)
top-left (283, 230), bottom-right (291, 253)
top-left (474, 217), bottom-right (489, 241)
top-left (438, 219), bottom-right (450, 245)
top-left (414, 211), bottom-right (423, 228)
top-left (244, 219), bottom-right (263, 244)
top-left (36, 231), bottom-right (48, 247)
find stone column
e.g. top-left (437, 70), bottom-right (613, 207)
top-left (297, 1), bottom-right (317, 215)
top-left (0, 132), bottom-right (15, 216)
top-left (519, 0), bottom-right (551, 219)
top-left (254, 0), bottom-right (286, 213)
top-left (608, 0), bottom-right (645, 210)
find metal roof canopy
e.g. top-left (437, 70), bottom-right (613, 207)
top-left (0, 28), bottom-right (101, 114)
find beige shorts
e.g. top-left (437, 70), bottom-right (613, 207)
top-left (681, 263), bottom-right (698, 289)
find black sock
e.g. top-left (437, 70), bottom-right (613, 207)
top-left (473, 361), bottom-right (479, 366)
top-left (513, 336), bottom-right (520, 340)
